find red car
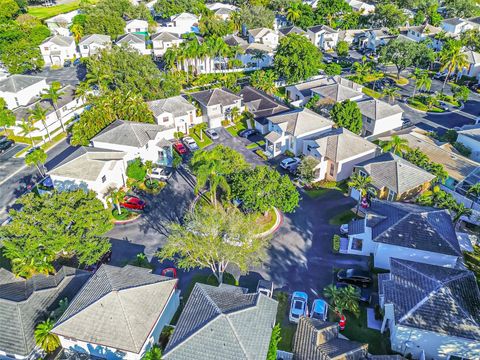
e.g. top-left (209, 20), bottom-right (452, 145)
top-left (173, 141), bottom-right (187, 155)
top-left (120, 196), bottom-right (146, 210)
top-left (161, 267), bottom-right (177, 278)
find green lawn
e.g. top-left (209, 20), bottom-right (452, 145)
top-left (252, 208), bottom-right (277, 234)
top-left (246, 140), bottom-right (265, 150)
top-left (304, 180), bottom-right (349, 199)
top-left (274, 292), bottom-right (296, 351)
top-left (304, 188), bottom-right (330, 199)
top-left (407, 97), bottom-right (445, 113)
top-left (226, 121), bottom-right (247, 137)
top-left (28, 1), bottom-right (81, 20)
top-left (329, 209), bottom-right (357, 225)
top-left (189, 130), bottom-right (213, 149)
top-left (362, 87), bottom-right (382, 99)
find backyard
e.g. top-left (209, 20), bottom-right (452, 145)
top-left (28, 1), bottom-right (81, 20)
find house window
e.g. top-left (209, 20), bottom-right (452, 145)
top-left (136, 28), bottom-right (140, 32)
top-left (359, 170), bottom-right (367, 178)
top-left (101, 175), bottom-right (106, 183)
top-left (145, 143), bottom-right (149, 150)
top-left (163, 116), bottom-right (169, 123)
top-left (14, 97), bottom-right (19, 106)
top-left (366, 118), bottom-right (371, 124)
top-left (83, 45), bottom-right (88, 49)
top-left (44, 47), bottom-right (49, 51)
top-left (307, 145), bottom-right (312, 152)
top-left (387, 189), bottom-right (396, 201)
top-left (351, 238), bottom-right (363, 251)
top-left (329, 163), bottom-right (335, 176)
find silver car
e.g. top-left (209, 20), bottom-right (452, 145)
top-left (205, 128), bottom-right (219, 140)
top-left (183, 136), bottom-right (199, 151)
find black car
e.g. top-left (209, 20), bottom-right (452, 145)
top-left (335, 282), bottom-right (371, 303)
top-left (0, 135), bottom-right (7, 143)
top-left (239, 128), bottom-right (257, 138)
top-left (337, 269), bottom-right (372, 287)
top-left (0, 140), bottom-right (14, 153)
top-left (64, 59), bottom-right (71, 67)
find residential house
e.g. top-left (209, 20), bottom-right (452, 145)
top-left (356, 99), bottom-right (403, 137)
top-left (40, 35), bottom-right (78, 67)
top-left (151, 32), bottom-right (183, 57)
top-left (346, 0), bottom-right (375, 14)
top-left (359, 29), bottom-right (397, 52)
top-left (12, 84), bottom-right (85, 139)
top-left (238, 43), bottom-right (275, 69)
top-left (0, 267), bottom-right (90, 360)
top-left (48, 147), bottom-right (127, 200)
top-left (116, 33), bottom-right (149, 55)
top-left (302, 127), bottom-right (379, 181)
top-left (278, 26), bottom-right (308, 37)
top-left (351, 152), bottom-right (435, 201)
top-left (345, 200), bottom-right (462, 269)
top-left (125, 19), bottom-right (149, 34)
top-left (339, 29), bottom-right (367, 45)
top-left (311, 83), bottom-right (364, 104)
top-left (90, 120), bottom-right (175, 167)
top-left (190, 88), bottom-right (242, 128)
top-left (248, 28), bottom-right (279, 48)
top-left (44, 10), bottom-right (79, 36)
top-left (206, 3), bottom-right (238, 20)
top-left (307, 25), bottom-right (339, 51)
top-left (238, 86), bottom-right (289, 134)
top-left (405, 24), bottom-right (442, 43)
top-left (163, 283), bottom-right (278, 360)
top-left (147, 95), bottom-right (199, 134)
top-left (0, 74), bottom-right (47, 110)
top-left (78, 34), bottom-right (112, 57)
top-left (52, 265), bottom-right (180, 360)
top-left (163, 12), bottom-right (198, 34)
top-left (460, 50), bottom-right (480, 82)
top-left (457, 124), bottom-right (480, 161)
top-left (293, 317), bottom-right (368, 359)
top-left (441, 17), bottom-right (479, 35)
top-left (379, 258), bottom-right (480, 359)
top-left (264, 108), bottom-right (333, 157)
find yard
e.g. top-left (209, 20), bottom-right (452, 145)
top-left (252, 208), bottom-right (278, 234)
top-left (274, 292), bottom-right (297, 352)
top-left (225, 120), bottom-right (247, 137)
top-left (27, 1), bottom-right (81, 20)
top-left (329, 209), bottom-right (357, 225)
top-left (304, 180), bottom-right (349, 199)
top-left (189, 130), bottom-right (213, 149)
top-left (362, 87), bottom-right (382, 99)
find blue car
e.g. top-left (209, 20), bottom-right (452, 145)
top-left (289, 291), bottom-right (308, 323)
top-left (310, 299), bottom-right (328, 321)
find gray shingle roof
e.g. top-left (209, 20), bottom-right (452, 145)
top-left (267, 108), bottom-right (333, 136)
top-left (147, 96), bottom-right (195, 118)
top-left (293, 317), bottom-right (367, 360)
top-left (0, 267), bottom-right (90, 357)
top-left (355, 152), bottom-right (435, 194)
top-left (52, 265), bottom-right (177, 354)
top-left (382, 258), bottom-right (480, 340)
top-left (92, 120), bottom-right (168, 148)
top-left (312, 83), bottom-right (363, 102)
top-left (163, 283), bottom-right (278, 360)
top-left (248, 28), bottom-right (274, 38)
top-left (308, 25), bottom-right (337, 34)
top-left (116, 33), bottom-right (145, 44)
top-left (151, 32), bottom-right (180, 41)
top-left (42, 35), bottom-right (75, 47)
top-left (239, 86), bottom-right (289, 123)
top-left (0, 75), bottom-right (46, 93)
top-left (356, 99), bottom-right (403, 121)
top-left (365, 200), bottom-right (461, 256)
top-left (278, 26), bottom-right (306, 36)
top-left (458, 124), bottom-right (480, 142)
top-left (190, 87), bottom-right (241, 107)
top-left (79, 34), bottom-right (111, 46)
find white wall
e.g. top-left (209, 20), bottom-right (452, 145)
top-left (125, 20), bottom-right (148, 34)
top-left (456, 133), bottom-right (479, 161)
top-left (336, 149), bottom-right (377, 181)
top-left (347, 225), bottom-right (376, 255)
top-left (363, 112), bottom-right (403, 137)
top-left (0, 78), bottom-right (48, 109)
top-left (40, 40), bottom-right (78, 66)
top-left (79, 42), bottom-right (111, 58)
top-left (152, 39), bottom-right (182, 57)
top-left (153, 110), bottom-right (198, 134)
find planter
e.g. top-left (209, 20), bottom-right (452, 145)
top-left (112, 209), bottom-right (141, 224)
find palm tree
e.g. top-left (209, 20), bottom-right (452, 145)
top-left (415, 70), bottom-right (432, 95)
top-left (251, 50), bottom-right (266, 69)
top-left (194, 122), bottom-right (208, 141)
top-left (286, 3), bottom-right (302, 22)
top-left (41, 82), bottom-right (66, 132)
top-left (24, 148), bottom-right (47, 177)
top-left (18, 118), bottom-right (38, 146)
top-left (74, 81), bottom-right (91, 102)
top-left (143, 345), bottom-right (162, 360)
top-left (323, 284), bottom-right (341, 309)
top-left (352, 61), bottom-right (373, 83)
top-left (348, 173), bottom-right (372, 214)
top-left (34, 319), bottom-right (61, 353)
top-left (467, 183), bottom-right (480, 209)
top-left (194, 156), bottom-right (230, 207)
top-left (382, 86), bottom-right (401, 104)
top-left (439, 39), bottom-right (469, 92)
top-left (380, 135), bottom-right (409, 155)
top-left (453, 202), bottom-right (472, 226)
top-left (229, 106), bottom-right (241, 124)
top-left (105, 186), bottom-right (126, 215)
top-left (70, 23), bottom-right (83, 43)
top-left (144, 160), bottom-right (154, 182)
top-left (29, 104), bottom-right (50, 142)
top-left (337, 285), bottom-right (360, 317)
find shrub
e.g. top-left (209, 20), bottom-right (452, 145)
top-left (255, 149), bottom-right (268, 160)
top-left (453, 142), bottom-right (472, 157)
top-left (172, 151), bottom-right (182, 168)
top-left (221, 119), bottom-right (230, 126)
top-left (332, 234), bottom-right (341, 252)
top-left (374, 304), bottom-right (383, 320)
top-left (126, 158), bottom-right (146, 181)
top-left (266, 324), bottom-right (281, 360)
top-left (284, 150), bottom-right (295, 157)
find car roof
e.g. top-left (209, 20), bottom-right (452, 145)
top-left (292, 291), bottom-right (308, 299)
top-left (312, 299), bottom-right (327, 312)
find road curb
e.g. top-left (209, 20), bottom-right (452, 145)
top-left (255, 207), bottom-right (283, 238)
top-left (113, 213), bottom-right (142, 225)
top-left (403, 98), bottom-right (463, 116)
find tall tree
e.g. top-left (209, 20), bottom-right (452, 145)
top-left (286, 2), bottom-right (302, 22)
top-left (29, 104), bottom-right (50, 142)
top-left (41, 82), bottom-right (66, 132)
top-left (330, 100), bottom-right (362, 134)
top-left (380, 135), bottom-right (409, 155)
top-left (381, 86), bottom-right (401, 104)
top-left (105, 186), bottom-right (126, 214)
top-left (238, 5), bottom-right (275, 29)
top-left (18, 118), bottom-right (38, 146)
top-left (348, 173), bottom-right (372, 214)
top-left (370, 3), bottom-right (407, 28)
top-left (412, 68), bottom-right (432, 97)
top-left (34, 319), bottom-right (60, 353)
top-left (438, 39), bottom-right (469, 92)
top-left (0, 98), bottom-right (15, 135)
top-left (250, 70), bottom-right (276, 94)
top-left (24, 148), bottom-right (47, 177)
top-left (157, 205), bottom-right (268, 284)
top-left (380, 38), bottom-right (419, 79)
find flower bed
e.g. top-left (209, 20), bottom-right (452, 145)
top-left (111, 208), bottom-right (139, 221)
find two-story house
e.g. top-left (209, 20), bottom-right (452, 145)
top-left (311, 83), bottom-right (365, 105)
top-left (190, 88), bottom-right (242, 128)
top-left (356, 99), bottom-right (403, 137)
top-left (167, 12), bottom-right (198, 34)
top-left (125, 19), bottom-right (149, 34)
top-left (147, 95), bottom-right (199, 134)
top-left (40, 35), bottom-right (78, 67)
top-left (307, 25), bottom-right (339, 51)
top-left (457, 124), bottom-right (480, 161)
top-left (0, 74), bottom-right (47, 110)
top-left (405, 24), bottom-right (442, 43)
top-left (151, 32), bottom-right (183, 57)
top-left (44, 10), bottom-right (79, 36)
top-left (248, 28), bottom-right (279, 48)
top-left (78, 34), bottom-right (112, 58)
top-left (460, 49), bottom-right (480, 82)
top-left (345, 200), bottom-right (462, 269)
top-left (441, 17), bottom-right (479, 35)
top-left (116, 33), bottom-right (149, 55)
top-left (264, 108), bottom-right (333, 157)
top-left (206, 3), bottom-right (238, 20)
top-left (346, 0), bottom-right (375, 14)
top-left (359, 28), bottom-right (397, 52)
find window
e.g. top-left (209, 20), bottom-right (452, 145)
top-left (44, 47), bottom-right (49, 51)
top-left (145, 143), bottom-right (149, 150)
top-left (329, 163), bottom-right (335, 176)
top-left (307, 145), bottom-right (312, 152)
top-left (83, 45), bottom-right (88, 49)
top-left (387, 189), bottom-right (396, 201)
top-left (366, 118), bottom-right (371, 124)
top-left (14, 97), bottom-right (19, 106)
top-left (101, 175), bottom-right (106, 183)
top-left (359, 170), bottom-right (367, 178)
top-left (163, 116), bottom-right (169, 123)
top-left (351, 238), bottom-right (363, 251)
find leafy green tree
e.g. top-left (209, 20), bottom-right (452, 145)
top-left (0, 190), bottom-right (112, 277)
top-left (0, 98), bottom-right (15, 135)
top-left (444, 0), bottom-right (480, 18)
top-left (380, 38), bottom-right (421, 79)
top-left (330, 100), bottom-right (362, 134)
top-left (199, 14), bottom-right (235, 37)
top-left (417, 185), bottom-right (455, 208)
top-left (238, 5), bottom-right (275, 29)
top-left (274, 34), bottom-right (322, 83)
top-left (229, 166), bottom-right (300, 213)
top-left (153, 0), bottom-right (205, 17)
top-left (314, 0), bottom-right (354, 29)
top-left (34, 319), bottom-right (60, 353)
top-left (142, 345), bottom-right (162, 360)
top-left (348, 173), bottom-right (372, 214)
top-left (297, 156), bottom-right (319, 184)
top-left (336, 40), bottom-right (349, 57)
top-left (370, 3), bottom-right (407, 28)
top-left (29, 104), bottom-right (50, 142)
top-left (24, 148), bottom-right (47, 177)
top-left (18, 118), bottom-right (38, 146)
top-left (105, 186), bottom-right (126, 214)
top-left (380, 135), bottom-right (409, 155)
top-left (291, 2), bottom-right (316, 29)
top-left (412, 68), bottom-right (432, 97)
top-left (452, 202), bottom-right (473, 226)
top-left (403, 147), bottom-right (429, 168)
top-left (439, 39), bottom-right (469, 92)
top-left (451, 84), bottom-right (470, 102)
top-left (1, 39), bottom-right (45, 74)
top-left (127, 158), bottom-right (147, 181)
top-left (461, 29), bottom-right (480, 52)
top-left (266, 324), bottom-right (281, 360)
top-left (381, 86), bottom-right (401, 104)
top-left (324, 284), bottom-right (360, 317)
top-left (286, 2), bottom-right (302, 22)
top-left (0, 0), bottom-right (20, 22)
top-left (324, 62), bottom-right (342, 76)
top-left (352, 60), bottom-right (374, 83)
top-left (250, 70), bottom-right (277, 94)
top-left (41, 82), bottom-right (66, 132)
top-left (157, 205), bottom-right (268, 284)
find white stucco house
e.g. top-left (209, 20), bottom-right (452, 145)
top-left (460, 50), bottom-right (480, 81)
top-left (40, 35), bottom-right (78, 67)
top-left (379, 258), bottom-right (480, 359)
top-left (359, 29), bottom-right (397, 52)
top-left (441, 17), bottom-right (479, 35)
top-left (151, 32), bottom-right (183, 57)
top-left (405, 24), bottom-right (442, 43)
top-left (44, 10), bottom-right (79, 36)
top-left (457, 124), bottom-right (480, 161)
top-left (206, 2), bottom-right (238, 20)
top-left (78, 34), bottom-right (112, 58)
top-left (345, 200), bottom-right (462, 269)
top-left (263, 108), bottom-right (333, 157)
top-left (125, 19), bottom-right (149, 34)
top-left (307, 25), bottom-right (339, 51)
top-left (116, 33), bottom-right (149, 55)
top-left (356, 99), bottom-right (403, 137)
top-left (302, 127), bottom-right (379, 181)
top-left (52, 265), bottom-right (180, 360)
top-left (346, 0), bottom-right (375, 14)
top-left (190, 88), bottom-right (242, 128)
top-left (147, 95), bottom-right (200, 134)
top-left (0, 74), bottom-right (47, 110)
top-left (248, 28), bottom-right (279, 49)
top-left (90, 120), bottom-right (175, 167)
top-left (162, 12), bottom-right (198, 35)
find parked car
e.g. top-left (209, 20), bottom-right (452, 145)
top-left (63, 59), bottom-right (71, 67)
top-left (120, 196), bottom-right (146, 211)
top-left (205, 128), bottom-right (219, 140)
top-left (337, 269), bottom-right (372, 287)
top-left (0, 140), bottom-right (14, 153)
top-left (239, 128), bottom-right (257, 138)
top-left (340, 223), bottom-right (348, 235)
top-left (173, 141), bottom-right (187, 155)
top-left (257, 280), bottom-right (274, 298)
top-left (150, 167), bottom-right (172, 181)
top-left (73, 58), bottom-right (81, 66)
top-left (289, 291), bottom-right (308, 323)
top-left (183, 136), bottom-right (199, 151)
top-left (310, 299), bottom-right (328, 321)
top-left (438, 101), bottom-right (449, 111)
top-left (433, 72), bottom-right (446, 80)
top-left (280, 157), bottom-right (301, 170)
top-left (335, 282), bottom-right (371, 303)
top-left (161, 267), bottom-right (177, 278)
top-left (0, 135), bottom-right (7, 143)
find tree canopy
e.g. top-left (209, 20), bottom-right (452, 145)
top-left (0, 190), bottom-right (113, 278)
top-left (274, 34), bottom-right (322, 83)
top-left (330, 100), bottom-right (362, 134)
top-left (154, 0), bottom-right (205, 18)
top-left (238, 5), bottom-right (275, 29)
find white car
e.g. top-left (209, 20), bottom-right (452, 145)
top-left (289, 291), bottom-right (308, 323)
top-left (150, 167), bottom-right (172, 181)
top-left (183, 136), bottom-right (199, 151)
top-left (205, 128), bottom-right (219, 140)
top-left (280, 157), bottom-right (301, 170)
top-left (340, 223), bottom-right (349, 235)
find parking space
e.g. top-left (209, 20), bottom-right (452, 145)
top-left (0, 144), bottom-right (27, 183)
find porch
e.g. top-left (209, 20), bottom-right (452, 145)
top-left (264, 131), bottom-right (283, 158)
top-left (156, 138), bottom-right (173, 167)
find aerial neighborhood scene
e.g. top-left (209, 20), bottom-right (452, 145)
top-left (1, 0), bottom-right (480, 358)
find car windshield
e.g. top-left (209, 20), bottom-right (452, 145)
top-left (294, 300), bottom-right (303, 310)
